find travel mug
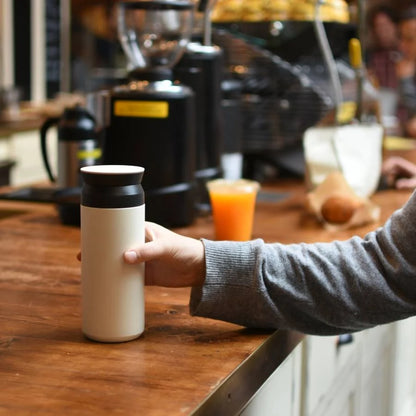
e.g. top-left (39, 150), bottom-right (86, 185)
top-left (80, 165), bottom-right (145, 342)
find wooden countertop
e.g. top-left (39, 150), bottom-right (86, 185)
top-left (0, 117), bottom-right (44, 137)
top-left (0, 96), bottom-right (86, 138)
top-left (0, 176), bottom-right (413, 415)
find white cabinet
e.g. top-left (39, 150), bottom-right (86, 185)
top-left (310, 357), bottom-right (359, 416)
top-left (301, 333), bottom-right (361, 416)
top-left (358, 324), bottom-right (395, 416)
top-left (299, 319), bottom-right (416, 416)
top-left (390, 318), bottom-right (416, 416)
top-left (240, 343), bottom-right (303, 416)
top-left (214, 319), bottom-right (416, 416)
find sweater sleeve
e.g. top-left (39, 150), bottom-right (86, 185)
top-left (190, 191), bottom-right (416, 335)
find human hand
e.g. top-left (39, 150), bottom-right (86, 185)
top-left (123, 222), bottom-right (206, 288)
top-left (382, 156), bottom-right (416, 189)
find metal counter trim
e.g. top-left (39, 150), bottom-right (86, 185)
top-left (191, 329), bottom-right (304, 415)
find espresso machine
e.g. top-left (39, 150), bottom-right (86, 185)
top-left (88, 0), bottom-right (196, 227)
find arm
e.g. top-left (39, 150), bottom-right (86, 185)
top-left (191, 192), bottom-right (416, 335)
top-left (124, 192), bottom-right (416, 335)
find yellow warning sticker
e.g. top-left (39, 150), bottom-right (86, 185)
top-left (114, 100), bottom-right (169, 118)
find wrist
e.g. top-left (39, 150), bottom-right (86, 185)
top-left (193, 240), bottom-right (206, 287)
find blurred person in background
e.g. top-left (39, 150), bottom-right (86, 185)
top-left (366, 5), bottom-right (400, 90)
top-left (396, 6), bottom-right (416, 137)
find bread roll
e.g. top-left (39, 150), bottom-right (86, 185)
top-left (321, 195), bottom-right (362, 224)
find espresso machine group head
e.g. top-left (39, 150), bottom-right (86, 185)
top-left (90, 0), bottom-right (197, 227)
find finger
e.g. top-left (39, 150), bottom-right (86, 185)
top-left (382, 157), bottom-right (402, 172)
top-left (145, 224), bottom-right (157, 242)
top-left (124, 240), bottom-right (167, 264)
top-left (395, 177), bottom-right (416, 189)
top-left (398, 159), bottom-right (416, 175)
top-left (384, 156), bottom-right (416, 175)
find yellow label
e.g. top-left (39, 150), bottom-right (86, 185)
top-left (77, 148), bottom-right (102, 160)
top-left (114, 100), bottom-right (169, 118)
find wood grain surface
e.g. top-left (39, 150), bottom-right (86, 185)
top-left (0, 167), bottom-right (413, 415)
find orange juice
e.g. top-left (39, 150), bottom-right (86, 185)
top-left (207, 179), bottom-right (260, 241)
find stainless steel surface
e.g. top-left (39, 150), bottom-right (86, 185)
top-left (192, 329), bottom-right (304, 415)
top-left (57, 139), bottom-right (97, 188)
top-left (58, 141), bottom-right (79, 188)
top-left (86, 90), bottom-right (111, 128)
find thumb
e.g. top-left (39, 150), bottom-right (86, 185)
top-left (124, 240), bottom-right (166, 264)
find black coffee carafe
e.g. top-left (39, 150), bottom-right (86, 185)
top-left (40, 104), bottom-right (100, 188)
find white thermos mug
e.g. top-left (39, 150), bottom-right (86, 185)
top-left (80, 165), bottom-right (145, 342)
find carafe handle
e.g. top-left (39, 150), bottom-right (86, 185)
top-left (40, 117), bottom-right (60, 182)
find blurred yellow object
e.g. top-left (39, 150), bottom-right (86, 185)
top-left (264, 0), bottom-right (290, 20)
top-left (211, 0), bottom-right (243, 22)
top-left (241, 0), bottom-right (266, 21)
top-left (211, 0), bottom-right (349, 23)
top-left (326, 0), bottom-right (350, 23)
top-left (349, 38), bottom-right (362, 69)
top-left (290, 0), bottom-right (314, 21)
top-left (263, 0), bottom-right (290, 21)
top-left (337, 101), bottom-right (357, 124)
top-left (289, 0), bottom-right (350, 23)
top-left (384, 136), bottom-right (416, 151)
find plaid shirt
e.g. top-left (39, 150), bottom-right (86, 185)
top-left (367, 49), bottom-right (400, 89)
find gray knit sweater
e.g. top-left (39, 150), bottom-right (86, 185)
top-left (190, 191), bottom-right (416, 335)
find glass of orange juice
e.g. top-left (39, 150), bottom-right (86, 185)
top-left (207, 179), bottom-right (260, 241)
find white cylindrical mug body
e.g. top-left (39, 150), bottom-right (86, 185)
top-left (80, 165), bottom-right (145, 342)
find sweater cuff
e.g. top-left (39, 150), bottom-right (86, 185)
top-left (189, 238), bottom-right (261, 322)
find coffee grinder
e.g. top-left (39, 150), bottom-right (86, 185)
top-left (90, 0), bottom-right (196, 227)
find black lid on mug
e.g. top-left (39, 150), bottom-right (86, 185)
top-left (81, 165), bottom-right (145, 208)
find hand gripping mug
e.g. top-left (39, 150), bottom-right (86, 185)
top-left (80, 165), bottom-right (145, 342)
